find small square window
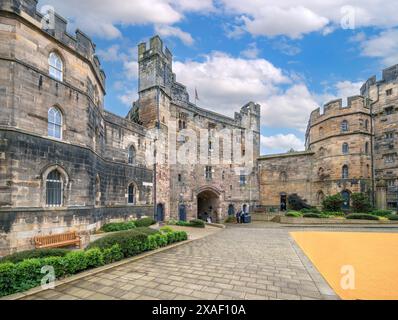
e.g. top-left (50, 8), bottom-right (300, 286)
top-left (385, 107), bottom-right (394, 115)
top-left (386, 89), bottom-right (393, 96)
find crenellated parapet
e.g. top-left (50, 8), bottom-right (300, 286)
top-left (0, 0), bottom-right (106, 89)
top-left (361, 64), bottom-right (398, 96)
top-left (309, 95), bottom-right (368, 124)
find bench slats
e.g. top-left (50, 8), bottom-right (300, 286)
top-left (34, 231), bottom-right (81, 249)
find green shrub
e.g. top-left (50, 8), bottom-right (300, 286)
top-left (134, 218), bottom-right (156, 228)
top-left (323, 211), bottom-right (345, 217)
top-left (224, 216), bottom-right (235, 223)
top-left (351, 193), bottom-right (372, 213)
top-left (346, 214), bottom-right (379, 220)
top-left (372, 209), bottom-right (393, 217)
top-left (322, 194), bottom-right (344, 212)
top-left (285, 211), bottom-right (302, 217)
top-left (303, 213), bottom-right (323, 218)
top-left (387, 214), bottom-right (398, 221)
top-left (189, 219), bottom-right (205, 228)
top-left (64, 251), bottom-right (88, 274)
top-left (0, 248), bottom-right (69, 264)
top-left (160, 226), bottom-right (174, 233)
top-left (0, 263), bottom-right (16, 296)
top-left (300, 208), bottom-right (320, 214)
top-left (166, 219), bottom-right (178, 225)
top-left (102, 244), bottom-right (124, 264)
top-left (100, 221), bottom-right (136, 233)
top-left (87, 228), bottom-right (157, 258)
top-left (176, 221), bottom-right (191, 227)
top-left (85, 248), bottom-right (105, 268)
top-left (0, 228), bottom-right (187, 298)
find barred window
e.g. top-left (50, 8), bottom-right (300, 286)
top-left (48, 107), bottom-right (62, 139)
top-left (341, 120), bottom-right (349, 132)
top-left (342, 143), bottom-right (349, 154)
top-left (205, 166), bottom-right (212, 180)
top-left (46, 170), bottom-right (62, 206)
top-left (49, 52), bottom-right (63, 81)
top-left (240, 171), bottom-right (247, 186)
top-left (342, 165), bottom-right (349, 179)
top-left (128, 145), bottom-right (136, 165)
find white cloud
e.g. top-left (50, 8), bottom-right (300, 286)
top-left (173, 52), bottom-right (290, 115)
top-left (261, 134), bottom-right (305, 154)
top-left (240, 43), bottom-right (260, 59)
top-left (155, 25), bottom-right (194, 45)
top-left (359, 29), bottom-right (398, 66)
top-left (118, 89), bottom-right (138, 106)
top-left (220, 0), bottom-right (398, 39)
top-left (242, 6), bottom-right (329, 39)
top-left (97, 45), bottom-right (125, 62)
top-left (260, 84), bottom-right (319, 132)
top-left (38, 0), bottom-right (212, 40)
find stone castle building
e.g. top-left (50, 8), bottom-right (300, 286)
top-left (1, 0), bottom-right (397, 256)
top-left (0, 0), bottom-right (260, 255)
top-left (259, 65), bottom-right (398, 212)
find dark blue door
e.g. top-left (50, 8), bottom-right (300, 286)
top-left (179, 205), bottom-right (187, 221)
top-left (341, 191), bottom-right (350, 210)
top-left (156, 203), bottom-right (164, 222)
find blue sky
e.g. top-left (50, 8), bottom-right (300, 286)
top-left (38, 0), bottom-right (398, 154)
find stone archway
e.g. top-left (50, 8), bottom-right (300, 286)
top-left (197, 188), bottom-right (221, 223)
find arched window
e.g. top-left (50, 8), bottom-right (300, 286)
top-left (342, 165), bottom-right (349, 179)
top-left (128, 183), bottom-right (136, 204)
top-left (46, 170), bottom-right (63, 207)
top-left (128, 145), bottom-right (136, 165)
top-left (342, 142), bottom-right (349, 154)
top-left (48, 52), bottom-right (63, 81)
top-left (341, 120), bottom-right (349, 132)
top-left (48, 107), bottom-right (62, 139)
top-left (319, 127), bottom-right (324, 137)
top-left (318, 147), bottom-right (325, 157)
top-left (95, 175), bottom-right (101, 206)
top-left (364, 119), bottom-right (369, 131)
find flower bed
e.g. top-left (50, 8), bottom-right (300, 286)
top-left (0, 227), bottom-right (187, 298)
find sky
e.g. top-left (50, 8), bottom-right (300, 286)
top-left (37, 0), bottom-right (398, 154)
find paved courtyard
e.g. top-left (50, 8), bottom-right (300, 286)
top-left (22, 224), bottom-right (339, 300)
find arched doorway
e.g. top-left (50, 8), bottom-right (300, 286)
top-left (197, 188), bottom-right (220, 222)
top-left (179, 204), bottom-right (187, 222)
top-left (156, 203), bottom-right (164, 222)
top-left (280, 193), bottom-right (287, 211)
top-left (341, 190), bottom-right (350, 210)
top-left (228, 204), bottom-right (235, 216)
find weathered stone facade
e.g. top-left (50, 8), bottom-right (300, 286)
top-left (134, 36), bottom-right (261, 223)
top-left (0, 1), bottom-right (154, 255)
top-left (259, 71), bottom-right (398, 211)
top-left (0, 1), bottom-right (260, 255)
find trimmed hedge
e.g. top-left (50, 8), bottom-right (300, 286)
top-left (371, 210), bottom-right (393, 217)
top-left (175, 219), bottom-right (206, 228)
top-left (323, 211), bottom-right (345, 217)
top-left (346, 214), bottom-right (380, 220)
top-left (0, 228), bottom-right (187, 297)
top-left (303, 213), bottom-right (323, 218)
top-left (134, 218), bottom-right (156, 228)
top-left (86, 227), bottom-right (158, 257)
top-left (100, 221), bottom-right (136, 233)
top-left (0, 248), bottom-right (69, 264)
top-left (285, 211), bottom-right (302, 217)
top-left (300, 208), bottom-right (320, 214)
top-left (387, 214), bottom-right (398, 221)
top-left (189, 219), bottom-right (205, 228)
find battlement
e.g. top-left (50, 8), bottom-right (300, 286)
top-left (239, 102), bottom-right (261, 117)
top-left (138, 35), bottom-right (173, 65)
top-left (309, 95), bottom-right (368, 123)
top-left (360, 64), bottom-right (398, 96)
top-left (0, 0), bottom-right (106, 90)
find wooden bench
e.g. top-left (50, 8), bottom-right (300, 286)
top-left (34, 231), bottom-right (81, 249)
